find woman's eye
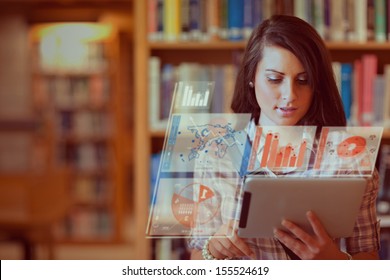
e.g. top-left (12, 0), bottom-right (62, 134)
top-left (267, 77), bottom-right (282, 84)
top-left (297, 79), bottom-right (308, 85)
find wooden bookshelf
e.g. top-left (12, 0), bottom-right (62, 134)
top-left (28, 21), bottom-right (129, 244)
top-left (0, 0), bottom-right (133, 260)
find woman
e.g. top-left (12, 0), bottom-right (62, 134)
top-left (189, 15), bottom-right (380, 260)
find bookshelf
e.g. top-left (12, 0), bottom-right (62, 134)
top-left (135, 1), bottom-right (390, 259)
top-left (28, 22), bottom-right (129, 244)
top-left (0, 0), bottom-right (135, 259)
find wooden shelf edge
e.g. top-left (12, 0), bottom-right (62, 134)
top-left (148, 40), bottom-right (390, 50)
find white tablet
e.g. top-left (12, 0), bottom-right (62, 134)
top-left (237, 176), bottom-right (366, 238)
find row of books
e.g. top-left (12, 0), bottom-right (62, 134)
top-left (56, 111), bottom-right (112, 138)
top-left (34, 75), bottom-right (111, 109)
top-left (148, 56), bottom-right (390, 131)
top-left (72, 177), bottom-right (111, 204)
top-left (332, 56), bottom-right (390, 127)
top-left (148, 57), bottom-right (238, 130)
top-left (58, 142), bottom-right (109, 172)
top-left (56, 207), bottom-right (113, 240)
top-left (148, 0), bottom-right (390, 42)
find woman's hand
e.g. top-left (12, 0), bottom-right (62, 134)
top-left (274, 211), bottom-right (348, 260)
top-left (206, 220), bottom-right (256, 259)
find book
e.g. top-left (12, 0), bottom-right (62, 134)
top-left (164, 0), bottom-right (181, 41)
top-left (340, 63), bottom-right (353, 122)
top-left (189, 0), bottom-right (202, 40)
top-left (346, 0), bottom-right (356, 41)
top-left (355, 0), bottom-right (368, 42)
top-left (378, 145), bottom-right (390, 203)
top-left (352, 59), bottom-right (363, 125)
top-left (180, 0), bottom-right (191, 40)
top-left (243, 0), bottom-right (254, 39)
top-left (367, 0), bottom-right (375, 41)
top-left (252, 0), bottom-right (263, 28)
top-left (207, 0), bottom-right (219, 40)
top-left (218, 0), bottom-right (229, 39)
top-left (374, 0), bottom-right (386, 42)
top-left (383, 65), bottom-right (390, 128)
top-left (148, 0), bottom-right (159, 41)
top-left (228, 0), bottom-right (244, 41)
top-left (361, 54), bottom-right (378, 126)
top-left (330, 0), bottom-right (346, 41)
top-left (373, 74), bottom-right (385, 126)
top-left (160, 64), bottom-right (176, 122)
top-left (332, 61), bottom-right (341, 92)
top-left (149, 56), bottom-right (164, 131)
top-left (313, 0), bottom-right (326, 39)
top-left (294, 0), bottom-right (313, 24)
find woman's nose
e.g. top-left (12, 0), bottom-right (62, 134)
top-left (281, 80), bottom-right (297, 101)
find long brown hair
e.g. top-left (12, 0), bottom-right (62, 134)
top-left (231, 15), bottom-right (346, 127)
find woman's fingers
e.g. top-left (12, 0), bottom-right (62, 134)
top-left (274, 211), bottom-right (334, 259)
top-left (306, 211), bottom-right (329, 240)
top-left (208, 220), bottom-right (256, 259)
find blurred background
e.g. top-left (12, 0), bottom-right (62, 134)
top-left (0, 0), bottom-right (138, 260)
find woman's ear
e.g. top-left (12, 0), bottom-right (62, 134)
top-left (249, 81), bottom-right (254, 88)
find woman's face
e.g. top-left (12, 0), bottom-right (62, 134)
top-left (254, 46), bottom-right (313, 126)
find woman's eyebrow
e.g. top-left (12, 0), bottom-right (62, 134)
top-left (265, 69), bottom-right (284, 74)
top-left (265, 69), bottom-right (307, 76)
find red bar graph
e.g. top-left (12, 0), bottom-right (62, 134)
top-left (260, 131), bottom-right (308, 169)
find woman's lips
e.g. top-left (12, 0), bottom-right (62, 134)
top-left (276, 106), bottom-right (297, 117)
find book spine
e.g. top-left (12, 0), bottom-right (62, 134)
top-left (330, 0), bottom-right (346, 41)
top-left (367, 0), bottom-right (375, 41)
top-left (223, 64), bottom-right (237, 112)
top-left (161, 64), bottom-right (176, 122)
top-left (263, 0), bottom-right (273, 19)
top-left (387, 0), bottom-right (390, 40)
top-left (361, 54), bottom-right (378, 126)
top-left (373, 74), bottom-right (385, 125)
top-left (294, 0), bottom-right (307, 21)
top-left (211, 65), bottom-right (225, 113)
top-left (355, 0), bottom-right (368, 42)
top-left (332, 61), bottom-right (341, 92)
top-left (218, 0), bottom-right (229, 39)
top-left (252, 0), bottom-right (263, 28)
top-left (149, 57), bottom-right (162, 131)
top-left (374, 0), bottom-right (387, 42)
top-left (346, 0), bottom-right (356, 41)
top-left (353, 59), bottom-right (363, 125)
top-left (228, 0), bottom-right (244, 41)
top-left (283, 0), bottom-right (294, 15)
top-left (324, 0), bottom-right (331, 40)
top-left (148, 0), bottom-right (159, 41)
top-left (199, 0), bottom-right (208, 40)
top-left (164, 0), bottom-right (181, 41)
top-left (383, 65), bottom-right (390, 128)
top-left (340, 63), bottom-right (353, 122)
top-left (156, 0), bottom-right (164, 40)
top-left (243, 0), bottom-right (254, 39)
top-left (189, 0), bottom-right (202, 40)
top-left (313, 0), bottom-right (326, 39)
top-left (207, 0), bottom-right (219, 40)
top-left (180, 0), bottom-right (191, 40)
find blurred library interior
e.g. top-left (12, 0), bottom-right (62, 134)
top-left (1, 0), bottom-right (390, 260)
